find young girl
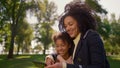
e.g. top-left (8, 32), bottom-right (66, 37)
top-left (45, 32), bottom-right (74, 66)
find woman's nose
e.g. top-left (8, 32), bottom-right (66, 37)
top-left (66, 26), bottom-right (70, 31)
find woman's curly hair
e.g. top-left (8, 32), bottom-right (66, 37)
top-left (59, 2), bottom-right (97, 35)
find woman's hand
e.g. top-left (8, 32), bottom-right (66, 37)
top-left (57, 55), bottom-right (73, 64)
top-left (45, 63), bottom-right (62, 68)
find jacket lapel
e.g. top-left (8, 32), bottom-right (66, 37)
top-left (73, 29), bottom-right (92, 60)
top-left (73, 34), bottom-right (83, 60)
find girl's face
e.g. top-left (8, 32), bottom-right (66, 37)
top-left (55, 39), bottom-right (70, 57)
top-left (64, 16), bottom-right (80, 38)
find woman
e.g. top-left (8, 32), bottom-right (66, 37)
top-left (45, 32), bottom-right (74, 66)
top-left (45, 2), bottom-right (110, 68)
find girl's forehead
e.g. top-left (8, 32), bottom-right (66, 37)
top-left (55, 39), bottom-right (68, 44)
top-left (56, 38), bottom-right (66, 42)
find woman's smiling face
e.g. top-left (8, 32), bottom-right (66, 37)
top-left (64, 16), bottom-right (80, 38)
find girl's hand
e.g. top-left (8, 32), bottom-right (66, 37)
top-left (57, 55), bottom-right (65, 62)
top-left (45, 57), bottom-right (54, 66)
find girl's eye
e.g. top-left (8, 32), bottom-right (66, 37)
top-left (61, 44), bottom-right (64, 46)
top-left (56, 45), bottom-right (59, 48)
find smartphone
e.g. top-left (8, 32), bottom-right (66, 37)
top-left (32, 60), bottom-right (47, 68)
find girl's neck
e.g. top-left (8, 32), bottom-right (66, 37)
top-left (62, 54), bottom-right (70, 60)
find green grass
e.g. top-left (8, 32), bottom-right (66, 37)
top-left (0, 54), bottom-right (120, 68)
top-left (107, 55), bottom-right (120, 68)
top-left (0, 54), bottom-right (45, 68)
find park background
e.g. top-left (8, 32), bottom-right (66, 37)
top-left (0, 0), bottom-right (120, 68)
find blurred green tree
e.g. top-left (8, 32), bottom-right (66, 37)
top-left (34, 0), bottom-right (58, 54)
top-left (109, 14), bottom-right (120, 55)
top-left (16, 19), bottom-right (33, 55)
top-left (0, 0), bottom-right (36, 59)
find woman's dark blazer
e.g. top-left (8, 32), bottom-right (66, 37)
top-left (67, 29), bottom-right (110, 68)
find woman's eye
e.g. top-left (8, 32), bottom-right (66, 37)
top-left (69, 23), bottom-right (73, 26)
top-left (64, 25), bottom-right (67, 28)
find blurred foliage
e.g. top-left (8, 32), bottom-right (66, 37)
top-left (34, 0), bottom-right (58, 54)
top-left (103, 14), bottom-right (120, 55)
top-left (0, 0), bottom-right (35, 59)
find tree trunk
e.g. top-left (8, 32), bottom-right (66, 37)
top-left (43, 24), bottom-right (49, 55)
top-left (43, 47), bottom-right (46, 55)
top-left (7, 0), bottom-right (16, 59)
top-left (16, 43), bottom-right (20, 55)
top-left (7, 30), bottom-right (15, 59)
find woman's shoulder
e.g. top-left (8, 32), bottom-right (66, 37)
top-left (83, 29), bottom-right (103, 46)
top-left (83, 29), bottom-right (99, 39)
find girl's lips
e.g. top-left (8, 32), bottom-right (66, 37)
top-left (59, 52), bottom-right (64, 54)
